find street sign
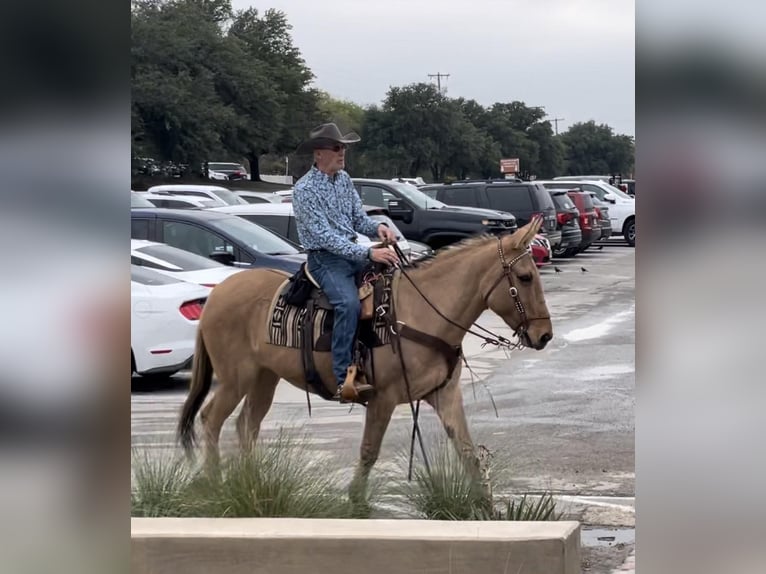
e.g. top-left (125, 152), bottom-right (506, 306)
top-left (500, 158), bottom-right (520, 173)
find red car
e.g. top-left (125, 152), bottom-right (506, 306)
top-left (531, 234), bottom-right (551, 268)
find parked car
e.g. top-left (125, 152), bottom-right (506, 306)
top-left (144, 184), bottom-right (248, 206)
top-left (141, 192), bottom-right (225, 209)
top-left (588, 193), bottom-right (614, 242)
top-left (208, 203), bottom-right (414, 260)
top-left (205, 162), bottom-right (249, 181)
top-left (131, 239), bottom-right (244, 288)
top-left (420, 180), bottom-right (561, 250)
top-left (131, 265), bottom-right (209, 380)
top-left (391, 177), bottom-right (427, 187)
top-left (235, 190), bottom-right (290, 204)
top-left (352, 178), bottom-right (517, 249)
top-left (564, 190), bottom-right (600, 256)
top-left (547, 189), bottom-right (583, 258)
top-left (130, 208), bottom-right (305, 273)
top-left (131, 192), bottom-right (155, 209)
top-left (540, 180), bottom-right (634, 246)
top-left (531, 234), bottom-right (551, 268)
top-left (407, 240), bottom-right (435, 262)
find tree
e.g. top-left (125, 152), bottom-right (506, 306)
top-left (131, 0), bottom-right (240, 169)
top-left (226, 7), bottom-right (321, 179)
top-left (560, 121), bottom-right (635, 176)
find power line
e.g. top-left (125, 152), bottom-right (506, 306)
top-left (551, 117), bottom-right (564, 135)
top-left (428, 72), bottom-right (450, 93)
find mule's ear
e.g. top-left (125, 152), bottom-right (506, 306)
top-left (510, 216), bottom-right (543, 249)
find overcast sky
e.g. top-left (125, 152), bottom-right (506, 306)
top-left (233, 0), bottom-right (635, 136)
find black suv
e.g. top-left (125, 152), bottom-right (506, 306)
top-left (351, 178), bottom-right (517, 248)
top-left (420, 180), bottom-right (562, 250)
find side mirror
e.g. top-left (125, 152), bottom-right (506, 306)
top-left (209, 251), bottom-right (235, 266)
top-left (603, 193), bottom-right (617, 204)
top-left (387, 198), bottom-right (414, 223)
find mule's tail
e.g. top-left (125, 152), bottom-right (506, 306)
top-left (178, 328), bottom-right (213, 457)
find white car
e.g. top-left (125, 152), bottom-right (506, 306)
top-left (208, 203), bottom-right (413, 259)
top-left (131, 265), bottom-right (209, 380)
top-left (145, 184), bottom-right (247, 206)
top-left (141, 192), bottom-right (225, 209)
top-left (131, 239), bottom-right (244, 288)
top-left (235, 190), bottom-right (289, 204)
top-left (540, 179), bottom-right (635, 246)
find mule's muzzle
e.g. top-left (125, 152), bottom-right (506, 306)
top-left (524, 326), bottom-right (553, 350)
top-left (536, 331), bottom-right (553, 349)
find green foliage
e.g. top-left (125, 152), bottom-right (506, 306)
top-left (398, 442), bottom-right (490, 520)
top-left (560, 121), bottom-right (635, 176)
top-left (131, 432), bottom-right (374, 519)
top-left (493, 492), bottom-right (563, 521)
top-left (398, 439), bottom-right (562, 522)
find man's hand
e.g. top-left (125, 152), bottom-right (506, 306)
top-left (377, 224), bottom-right (398, 244)
top-left (369, 246), bottom-right (400, 266)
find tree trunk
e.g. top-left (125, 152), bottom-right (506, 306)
top-left (247, 152), bottom-right (262, 181)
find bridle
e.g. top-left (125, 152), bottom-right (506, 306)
top-left (486, 235), bottom-right (551, 342)
top-left (392, 235), bottom-right (549, 351)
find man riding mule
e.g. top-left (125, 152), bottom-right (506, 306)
top-left (291, 123), bottom-right (399, 402)
top-left (177, 150), bottom-right (553, 502)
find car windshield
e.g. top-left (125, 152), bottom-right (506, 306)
top-left (601, 182), bottom-right (633, 200)
top-left (208, 163), bottom-right (242, 171)
top-left (213, 216), bottom-right (301, 255)
top-left (135, 244), bottom-right (222, 271)
top-left (387, 181), bottom-right (446, 209)
top-left (208, 188), bottom-right (247, 205)
top-left (551, 192), bottom-right (576, 210)
top-left (131, 193), bottom-right (154, 208)
top-left (131, 265), bottom-right (182, 285)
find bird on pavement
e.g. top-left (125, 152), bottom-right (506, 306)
top-left (554, 266), bottom-right (563, 273)
top-left (581, 267), bottom-right (588, 273)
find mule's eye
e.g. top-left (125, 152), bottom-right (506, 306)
top-left (519, 273), bottom-right (533, 283)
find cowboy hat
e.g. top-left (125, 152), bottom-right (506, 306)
top-left (295, 122), bottom-right (361, 154)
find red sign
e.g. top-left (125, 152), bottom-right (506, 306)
top-left (500, 158), bottom-right (520, 173)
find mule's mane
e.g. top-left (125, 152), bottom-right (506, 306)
top-left (407, 234), bottom-right (498, 271)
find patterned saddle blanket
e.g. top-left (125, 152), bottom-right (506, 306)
top-left (267, 273), bottom-right (394, 351)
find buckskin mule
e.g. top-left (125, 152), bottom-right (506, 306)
top-left (178, 218), bottom-right (552, 501)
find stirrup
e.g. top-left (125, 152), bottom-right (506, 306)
top-left (340, 365), bottom-right (376, 403)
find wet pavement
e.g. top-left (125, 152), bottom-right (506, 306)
top-left (132, 241), bottom-right (635, 572)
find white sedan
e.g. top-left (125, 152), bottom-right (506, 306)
top-left (131, 239), bottom-right (244, 288)
top-left (131, 265), bottom-right (209, 380)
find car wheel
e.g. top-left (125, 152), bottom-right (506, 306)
top-left (623, 217), bottom-right (635, 247)
top-left (552, 245), bottom-right (568, 258)
top-left (563, 247), bottom-right (579, 257)
top-left (140, 371), bottom-right (179, 382)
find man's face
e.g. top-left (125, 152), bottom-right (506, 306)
top-left (314, 143), bottom-right (347, 173)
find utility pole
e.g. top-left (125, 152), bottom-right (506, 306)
top-left (428, 72), bottom-right (450, 93)
top-left (551, 117), bottom-right (564, 135)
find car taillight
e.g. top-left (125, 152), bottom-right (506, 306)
top-left (556, 212), bottom-right (573, 226)
top-left (179, 299), bottom-right (205, 321)
top-left (580, 214), bottom-right (591, 230)
top-left (594, 207), bottom-right (602, 218)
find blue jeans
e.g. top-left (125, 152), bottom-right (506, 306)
top-left (307, 251), bottom-right (368, 387)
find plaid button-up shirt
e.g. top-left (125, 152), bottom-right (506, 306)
top-left (293, 166), bottom-right (381, 261)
